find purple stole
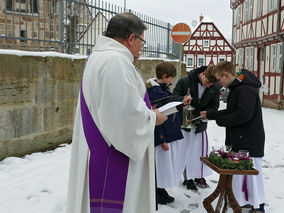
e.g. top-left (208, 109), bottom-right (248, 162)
top-left (80, 78), bottom-right (151, 213)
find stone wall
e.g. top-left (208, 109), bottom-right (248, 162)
top-left (0, 54), bottom-right (186, 160)
top-left (0, 54), bottom-right (85, 160)
top-left (263, 99), bottom-right (284, 110)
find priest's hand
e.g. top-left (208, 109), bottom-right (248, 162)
top-left (153, 109), bottom-right (167, 126)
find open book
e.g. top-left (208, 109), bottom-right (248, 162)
top-left (157, 101), bottom-right (183, 116)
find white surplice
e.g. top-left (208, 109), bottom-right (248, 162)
top-left (155, 139), bottom-right (185, 188)
top-left (66, 36), bottom-right (157, 213)
top-left (181, 83), bottom-right (212, 180)
top-left (181, 129), bottom-right (212, 179)
top-left (232, 157), bottom-right (265, 209)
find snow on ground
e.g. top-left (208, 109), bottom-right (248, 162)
top-left (0, 102), bottom-right (283, 213)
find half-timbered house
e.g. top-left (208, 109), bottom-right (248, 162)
top-left (231, 0), bottom-right (284, 109)
top-left (183, 16), bottom-right (234, 72)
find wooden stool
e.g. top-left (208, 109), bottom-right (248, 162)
top-left (200, 157), bottom-right (259, 213)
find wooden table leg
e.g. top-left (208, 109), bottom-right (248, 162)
top-left (203, 175), bottom-right (226, 213)
top-left (225, 175), bottom-right (241, 213)
top-left (203, 175), bottom-right (242, 213)
top-left (215, 189), bottom-right (225, 212)
top-left (221, 192), bottom-right (228, 213)
top-left (200, 157), bottom-right (258, 213)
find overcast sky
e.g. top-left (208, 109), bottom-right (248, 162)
top-left (103, 0), bottom-right (233, 42)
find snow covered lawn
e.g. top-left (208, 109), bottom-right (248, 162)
top-left (0, 103), bottom-right (283, 213)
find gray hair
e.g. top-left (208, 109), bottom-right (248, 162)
top-left (104, 13), bottom-right (147, 40)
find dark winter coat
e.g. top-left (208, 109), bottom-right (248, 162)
top-left (173, 66), bottom-right (220, 133)
top-left (206, 69), bottom-right (265, 157)
top-left (147, 79), bottom-right (183, 147)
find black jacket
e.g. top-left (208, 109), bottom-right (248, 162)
top-left (147, 79), bottom-right (183, 146)
top-left (207, 69), bottom-right (265, 157)
top-left (173, 66), bottom-right (220, 133)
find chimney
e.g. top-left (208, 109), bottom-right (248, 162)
top-left (200, 14), bottom-right (204, 22)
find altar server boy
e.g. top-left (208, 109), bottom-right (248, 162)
top-left (147, 62), bottom-right (190, 205)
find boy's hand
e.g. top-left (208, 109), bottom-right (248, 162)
top-left (151, 104), bottom-right (157, 109)
top-left (161, 142), bottom-right (169, 151)
top-left (183, 95), bottom-right (192, 106)
top-left (200, 111), bottom-right (207, 119)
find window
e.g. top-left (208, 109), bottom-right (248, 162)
top-left (6, 0), bottom-right (27, 12)
top-left (20, 30), bottom-right (26, 42)
top-left (203, 40), bottom-right (209, 47)
top-left (6, 0), bottom-right (13, 11)
top-left (244, 0), bottom-right (253, 22)
top-left (257, 0), bottom-right (263, 18)
top-left (30, 0), bottom-right (38, 13)
top-left (276, 43), bottom-right (283, 73)
top-left (6, 0), bottom-right (38, 13)
top-left (245, 47), bottom-right (254, 70)
top-left (187, 57), bottom-right (193, 66)
top-left (219, 57), bottom-right (225, 62)
top-left (244, 0), bottom-right (249, 23)
top-left (238, 48), bottom-right (243, 68)
top-left (269, 0), bottom-right (277, 11)
top-left (248, 0), bottom-right (253, 21)
top-left (260, 47), bottom-right (265, 62)
top-left (198, 57), bottom-right (204, 67)
top-left (236, 6), bottom-right (241, 25)
top-left (270, 44), bottom-right (277, 72)
top-left (271, 43), bottom-right (283, 73)
top-left (52, 0), bottom-right (56, 13)
top-left (245, 47), bottom-right (250, 69)
top-left (250, 47), bottom-right (254, 70)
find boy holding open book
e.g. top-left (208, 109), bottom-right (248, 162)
top-left (147, 62), bottom-right (190, 206)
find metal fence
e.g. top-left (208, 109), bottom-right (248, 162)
top-left (0, 0), bottom-right (181, 59)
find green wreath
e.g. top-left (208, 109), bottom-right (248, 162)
top-left (209, 152), bottom-right (253, 170)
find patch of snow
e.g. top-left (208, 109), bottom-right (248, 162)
top-left (0, 49), bottom-right (87, 60)
top-left (0, 104), bottom-right (283, 212)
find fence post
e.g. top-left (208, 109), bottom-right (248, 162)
top-left (59, 0), bottom-right (63, 53)
top-left (167, 23), bottom-right (170, 57)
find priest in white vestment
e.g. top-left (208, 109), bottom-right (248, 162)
top-left (66, 13), bottom-right (167, 213)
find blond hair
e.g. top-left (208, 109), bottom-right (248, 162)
top-left (204, 65), bottom-right (217, 83)
top-left (213, 61), bottom-right (236, 76)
